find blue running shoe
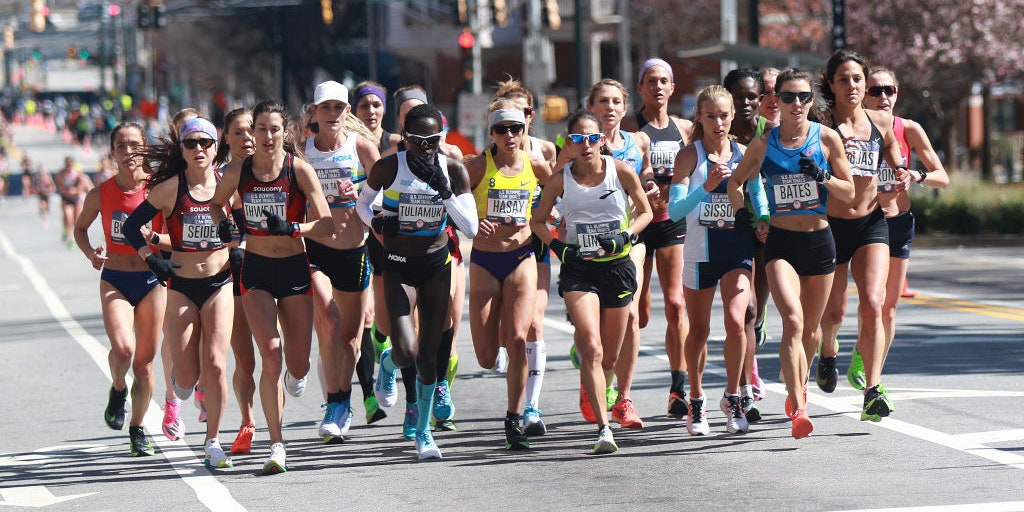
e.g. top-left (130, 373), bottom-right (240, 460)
top-left (433, 380), bottom-right (454, 421)
top-left (522, 405), bottom-right (546, 436)
top-left (375, 348), bottom-right (397, 407)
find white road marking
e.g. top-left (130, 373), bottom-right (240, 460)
top-left (829, 502), bottom-right (1024, 512)
top-left (0, 486), bottom-right (95, 508)
top-left (952, 429), bottom-right (1024, 445)
top-left (0, 231), bottom-right (247, 512)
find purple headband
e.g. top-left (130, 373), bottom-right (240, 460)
top-left (637, 58), bottom-right (674, 85)
top-left (179, 117), bottom-right (218, 142)
top-left (352, 85), bottom-right (387, 110)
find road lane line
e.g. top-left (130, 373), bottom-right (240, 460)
top-left (952, 429), bottom-right (1024, 445)
top-left (0, 231), bottom-right (247, 512)
top-left (831, 501), bottom-right (1024, 512)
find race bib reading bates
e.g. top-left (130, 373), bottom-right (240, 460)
top-left (182, 212), bottom-right (222, 251)
top-left (486, 189), bottom-right (530, 226)
top-left (577, 220), bottom-right (619, 260)
top-left (699, 193), bottom-right (735, 229)
top-left (876, 161), bottom-right (899, 193)
top-left (773, 173), bottom-right (820, 213)
top-left (316, 166), bottom-right (354, 207)
top-left (846, 139), bottom-right (880, 177)
top-left (397, 192), bottom-right (444, 233)
top-left (243, 191), bottom-right (287, 231)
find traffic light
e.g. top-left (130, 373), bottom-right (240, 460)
top-left (153, 4), bottom-right (167, 28)
top-left (138, 3), bottom-right (152, 29)
top-left (456, 0), bottom-right (467, 24)
top-left (493, 0), bottom-right (507, 27)
top-left (3, 26), bottom-right (13, 50)
top-left (107, 3), bottom-right (121, 17)
top-left (67, 46), bottom-right (77, 59)
top-left (321, 0), bottom-right (334, 25)
top-left (29, 0), bottom-right (48, 33)
top-left (543, 0), bottom-right (561, 30)
top-left (458, 27), bottom-right (474, 82)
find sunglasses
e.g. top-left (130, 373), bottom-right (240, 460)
top-left (867, 85), bottom-right (898, 97)
top-left (568, 133), bottom-right (602, 145)
top-left (182, 138), bottom-right (216, 150)
top-left (777, 91), bottom-right (814, 105)
top-left (405, 131), bottom-right (444, 147)
top-left (492, 124), bottom-right (525, 136)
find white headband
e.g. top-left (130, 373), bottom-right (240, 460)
top-left (488, 108), bottom-right (526, 128)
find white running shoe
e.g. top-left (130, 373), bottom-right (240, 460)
top-left (490, 347), bottom-right (509, 375)
top-left (319, 402), bottom-right (344, 441)
top-left (375, 349), bottom-right (398, 407)
top-left (283, 371), bottom-right (307, 398)
top-left (204, 438), bottom-right (233, 469)
top-left (719, 394), bottom-right (750, 434)
top-left (522, 405), bottom-right (547, 436)
top-left (592, 425), bottom-right (618, 455)
top-left (415, 430), bottom-right (443, 460)
top-left (686, 397), bottom-right (710, 436)
top-left (263, 442), bottom-right (287, 474)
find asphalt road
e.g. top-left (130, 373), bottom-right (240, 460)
top-left (1, 125), bottom-right (1023, 511)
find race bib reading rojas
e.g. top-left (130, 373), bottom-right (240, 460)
top-left (846, 139), bottom-right (880, 177)
top-left (698, 193), bottom-right (735, 228)
top-left (243, 191), bottom-right (287, 231)
top-left (577, 220), bottom-right (619, 260)
top-left (486, 189), bottom-right (530, 226)
top-left (772, 173), bottom-right (820, 213)
top-left (398, 192), bottom-right (444, 233)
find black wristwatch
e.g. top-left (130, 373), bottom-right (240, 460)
top-left (917, 169), bottom-right (929, 183)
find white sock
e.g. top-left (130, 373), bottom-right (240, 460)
top-left (523, 340), bottom-right (546, 409)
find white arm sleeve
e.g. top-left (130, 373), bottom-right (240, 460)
top-left (356, 184), bottom-right (379, 228)
top-left (443, 192), bottom-right (478, 239)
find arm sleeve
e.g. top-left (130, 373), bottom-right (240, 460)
top-left (668, 183), bottom-right (707, 222)
top-left (230, 208), bottom-right (246, 242)
top-left (124, 200), bottom-right (160, 251)
top-left (748, 176), bottom-right (770, 221)
top-left (443, 192), bottom-right (479, 238)
top-left (356, 184), bottom-right (380, 228)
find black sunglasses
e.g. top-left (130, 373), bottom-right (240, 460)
top-left (568, 133), bottom-right (602, 144)
top-left (492, 124), bottom-right (525, 136)
top-left (867, 85), bottom-right (898, 97)
top-left (182, 138), bottom-right (216, 150)
top-left (405, 131), bottom-right (444, 147)
top-left (777, 91), bottom-right (814, 105)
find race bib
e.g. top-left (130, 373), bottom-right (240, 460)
top-left (242, 191), bottom-right (288, 231)
top-left (877, 162), bottom-right (899, 193)
top-left (772, 173), bottom-right (820, 213)
top-left (316, 166), bottom-right (354, 207)
top-left (576, 220), bottom-right (619, 260)
top-left (486, 189), bottom-right (530, 226)
top-left (650, 140), bottom-right (681, 183)
top-left (698, 193), bottom-right (735, 228)
top-left (397, 192), bottom-right (445, 233)
top-left (846, 139), bottom-right (880, 177)
top-left (111, 210), bottom-right (129, 245)
top-left (181, 212), bottom-right (222, 251)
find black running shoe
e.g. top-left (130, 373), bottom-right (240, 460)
top-left (504, 416), bottom-right (530, 451)
top-left (105, 386), bottom-right (128, 430)
top-left (741, 396), bottom-right (761, 423)
top-left (754, 319), bottom-right (767, 352)
top-left (667, 391), bottom-right (688, 419)
top-left (861, 385), bottom-right (892, 422)
top-left (815, 356), bottom-right (838, 393)
top-left (129, 426), bottom-right (155, 457)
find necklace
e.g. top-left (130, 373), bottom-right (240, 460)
top-left (789, 132), bottom-right (802, 141)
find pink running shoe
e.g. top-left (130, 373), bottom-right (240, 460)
top-left (194, 386), bottom-right (207, 423)
top-left (752, 358), bottom-right (767, 401)
top-left (162, 398), bottom-right (186, 441)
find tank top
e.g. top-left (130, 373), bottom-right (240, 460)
top-left (237, 153), bottom-right (307, 236)
top-left (473, 149), bottom-right (535, 226)
top-left (166, 177), bottom-right (228, 252)
top-left (611, 130), bottom-right (643, 175)
top-left (877, 116), bottom-right (910, 194)
top-left (762, 123), bottom-right (829, 217)
top-left (381, 151), bottom-right (450, 237)
top-left (100, 178), bottom-right (155, 255)
top-left (834, 112), bottom-right (883, 178)
top-left (378, 130), bottom-right (394, 155)
top-left (560, 155), bottom-right (631, 262)
top-left (305, 135), bottom-right (364, 208)
top-left (684, 140), bottom-right (753, 263)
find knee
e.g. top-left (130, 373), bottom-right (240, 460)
top-left (664, 296), bottom-right (684, 320)
top-left (109, 344), bottom-right (132, 362)
top-left (859, 295), bottom-right (884, 319)
top-left (780, 313), bottom-right (803, 336)
top-left (261, 350), bottom-right (284, 376)
top-left (822, 304), bottom-right (845, 326)
top-left (131, 361), bottom-right (153, 381)
top-left (687, 322), bottom-right (711, 344)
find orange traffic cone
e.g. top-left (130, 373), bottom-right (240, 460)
top-left (900, 277), bottom-right (918, 298)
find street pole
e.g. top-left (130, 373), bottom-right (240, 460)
top-left (523, 0), bottom-right (549, 139)
top-left (367, 0), bottom-right (378, 82)
top-left (574, 0), bottom-right (584, 108)
top-left (617, 0), bottom-right (631, 96)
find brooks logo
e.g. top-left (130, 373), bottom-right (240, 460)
top-left (599, 190), bottom-right (617, 199)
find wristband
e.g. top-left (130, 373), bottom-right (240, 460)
top-left (917, 169), bottom-right (928, 183)
top-left (290, 222), bottom-right (301, 238)
top-left (150, 233), bottom-right (160, 245)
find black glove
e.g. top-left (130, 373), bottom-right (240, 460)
top-left (799, 157), bottom-right (830, 183)
top-left (597, 231), bottom-right (631, 255)
top-left (145, 254), bottom-right (180, 284)
top-left (262, 209), bottom-right (296, 236)
top-left (408, 154), bottom-right (452, 200)
top-left (548, 239), bottom-right (580, 263)
top-left (217, 219), bottom-right (234, 243)
top-left (228, 246), bottom-right (244, 276)
top-left (371, 215), bottom-right (399, 237)
top-left (733, 207), bottom-right (753, 231)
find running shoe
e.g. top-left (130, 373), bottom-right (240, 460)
top-left (433, 380), bottom-right (454, 421)
top-left (490, 346), bottom-right (509, 375)
top-left (504, 415), bottom-right (530, 450)
top-left (522, 405), bottom-right (546, 436)
top-left (194, 386), bottom-right (207, 423)
top-left (790, 408), bottom-right (814, 439)
top-left (784, 387), bottom-right (808, 417)
top-left (370, 325), bottom-right (391, 363)
top-left (754, 318), bottom-right (767, 352)
top-left (319, 402), bottom-right (347, 444)
top-left (416, 430), bottom-right (443, 460)
top-left (162, 398), bottom-right (186, 441)
top-left (741, 395), bottom-right (762, 423)
top-left (433, 418), bottom-right (457, 432)
top-left (686, 397), bottom-right (710, 436)
top-left (879, 384), bottom-right (895, 412)
top-left (375, 348), bottom-right (397, 407)
top-left (667, 391), bottom-right (688, 419)
top-left (611, 397), bottom-right (644, 429)
top-left (364, 396), bottom-right (387, 424)
top-left (592, 425), bottom-right (618, 455)
top-left (569, 343), bottom-right (581, 370)
top-left (402, 403), bottom-right (417, 440)
top-left (605, 386), bottom-right (618, 411)
top-left (578, 385), bottom-right (597, 424)
top-left (283, 371), bottom-right (307, 398)
top-left (104, 386), bottom-right (127, 431)
top-left (815, 355), bottom-right (839, 393)
top-left (861, 385), bottom-right (893, 422)
top-left (847, 347), bottom-right (867, 390)
top-left (263, 442), bottom-right (287, 474)
top-left (445, 354), bottom-right (459, 387)
top-left (719, 394), bottom-right (750, 434)
top-left (230, 424), bottom-right (255, 454)
top-left (751, 358), bottom-right (766, 401)
top-left (204, 438), bottom-right (233, 469)
top-left (129, 426), bottom-right (155, 457)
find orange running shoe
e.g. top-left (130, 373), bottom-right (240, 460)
top-left (611, 397), bottom-right (644, 429)
top-left (230, 423), bottom-right (255, 454)
top-left (579, 385), bottom-right (597, 424)
top-left (790, 408), bottom-right (814, 439)
top-left (784, 386), bottom-right (809, 417)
